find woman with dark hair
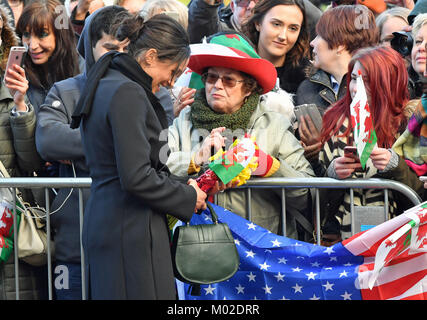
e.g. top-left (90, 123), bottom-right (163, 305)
top-left (296, 5), bottom-right (379, 170)
top-left (3, 0), bottom-right (81, 181)
top-left (316, 46), bottom-right (424, 244)
top-left (71, 14), bottom-right (207, 300)
top-left (241, 0), bottom-right (311, 94)
top-left (12, 0), bottom-right (80, 110)
top-left (0, 4), bottom-right (47, 300)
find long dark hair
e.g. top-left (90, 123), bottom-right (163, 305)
top-left (115, 14), bottom-right (190, 66)
top-left (241, 0), bottom-right (309, 68)
top-left (16, 0), bottom-right (79, 89)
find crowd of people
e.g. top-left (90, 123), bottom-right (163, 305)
top-left (0, 0), bottom-right (425, 300)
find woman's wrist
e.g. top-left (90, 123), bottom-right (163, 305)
top-left (14, 100), bottom-right (28, 112)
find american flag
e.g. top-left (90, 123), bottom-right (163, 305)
top-left (178, 202), bottom-right (427, 300)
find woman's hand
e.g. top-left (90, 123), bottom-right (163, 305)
top-left (194, 127), bottom-right (227, 166)
top-left (173, 87), bottom-right (196, 118)
top-left (4, 64), bottom-right (29, 112)
top-left (370, 148), bottom-right (391, 171)
top-left (333, 155), bottom-right (362, 179)
top-left (299, 115), bottom-right (321, 162)
top-left (187, 179), bottom-right (207, 212)
top-left (208, 180), bottom-right (239, 196)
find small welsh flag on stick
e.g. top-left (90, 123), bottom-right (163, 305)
top-left (349, 70), bottom-right (377, 169)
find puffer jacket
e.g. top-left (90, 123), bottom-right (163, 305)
top-left (0, 83), bottom-right (48, 300)
top-left (167, 92), bottom-right (315, 239)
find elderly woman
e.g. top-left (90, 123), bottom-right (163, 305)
top-left (409, 13), bottom-right (427, 99)
top-left (167, 33), bottom-right (314, 239)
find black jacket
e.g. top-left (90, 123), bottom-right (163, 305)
top-left (296, 69), bottom-right (348, 114)
top-left (278, 58), bottom-right (312, 95)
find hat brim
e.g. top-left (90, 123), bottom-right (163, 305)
top-left (188, 54), bottom-right (277, 94)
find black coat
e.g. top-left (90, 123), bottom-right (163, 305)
top-left (80, 57), bottom-right (196, 300)
top-left (296, 69), bottom-right (348, 114)
top-left (277, 58), bottom-right (312, 95)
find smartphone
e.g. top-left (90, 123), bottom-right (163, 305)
top-left (3, 46), bottom-right (27, 83)
top-left (344, 146), bottom-right (359, 160)
top-left (294, 104), bottom-right (323, 132)
top-left (344, 145), bottom-right (364, 172)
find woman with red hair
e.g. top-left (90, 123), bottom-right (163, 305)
top-left (297, 5), bottom-right (379, 170)
top-left (316, 46), bottom-right (424, 244)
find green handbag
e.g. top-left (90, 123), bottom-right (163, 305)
top-left (171, 202), bottom-right (239, 293)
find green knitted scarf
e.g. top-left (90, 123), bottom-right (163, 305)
top-left (190, 89), bottom-right (259, 132)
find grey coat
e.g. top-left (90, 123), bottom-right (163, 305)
top-left (35, 75), bottom-right (89, 264)
top-left (80, 63), bottom-right (197, 299)
top-left (34, 10), bottom-right (99, 265)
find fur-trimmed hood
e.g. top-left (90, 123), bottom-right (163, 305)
top-left (0, 4), bottom-right (19, 74)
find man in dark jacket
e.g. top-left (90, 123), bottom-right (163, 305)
top-left (187, 0), bottom-right (322, 44)
top-left (35, 6), bottom-right (131, 300)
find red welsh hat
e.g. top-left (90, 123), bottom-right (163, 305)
top-left (188, 34), bottom-right (277, 94)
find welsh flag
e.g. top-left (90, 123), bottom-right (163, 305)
top-left (349, 70), bottom-right (377, 169)
top-left (179, 202), bottom-right (427, 300)
top-left (209, 137), bottom-right (256, 185)
top-left (0, 200), bottom-right (19, 263)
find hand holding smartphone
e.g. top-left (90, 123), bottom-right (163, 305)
top-left (4, 46), bottom-right (27, 83)
top-left (343, 146), bottom-right (363, 172)
top-left (343, 146), bottom-right (359, 160)
top-left (294, 104), bottom-right (323, 132)
top-left (3, 46), bottom-right (28, 111)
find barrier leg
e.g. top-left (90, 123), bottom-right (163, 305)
top-left (281, 188), bottom-right (286, 236)
top-left (79, 188), bottom-right (86, 300)
top-left (350, 188), bottom-right (355, 236)
top-left (315, 188), bottom-right (321, 245)
top-left (246, 188), bottom-right (252, 222)
top-left (384, 189), bottom-right (389, 221)
top-left (13, 188), bottom-right (19, 300)
top-left (45, 188), bottom-right (53, 300)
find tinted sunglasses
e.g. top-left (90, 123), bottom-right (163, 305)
top-left (235, 0), bottom-right (259, 8)
top-left (202, 72), bottom-right (245, 88)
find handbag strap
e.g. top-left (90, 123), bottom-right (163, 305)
top-left (206, 202), bottom-right (218, 224)
top-left (188, 202), bottom-right (219, 225)
top-left (0, 159), bottom-right (31, 214)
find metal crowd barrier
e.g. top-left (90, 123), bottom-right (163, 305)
top-left (0, 177), bottom-right (422, 300)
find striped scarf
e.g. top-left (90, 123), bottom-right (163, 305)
top-left (393, 95), bottom-right (427, 176)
